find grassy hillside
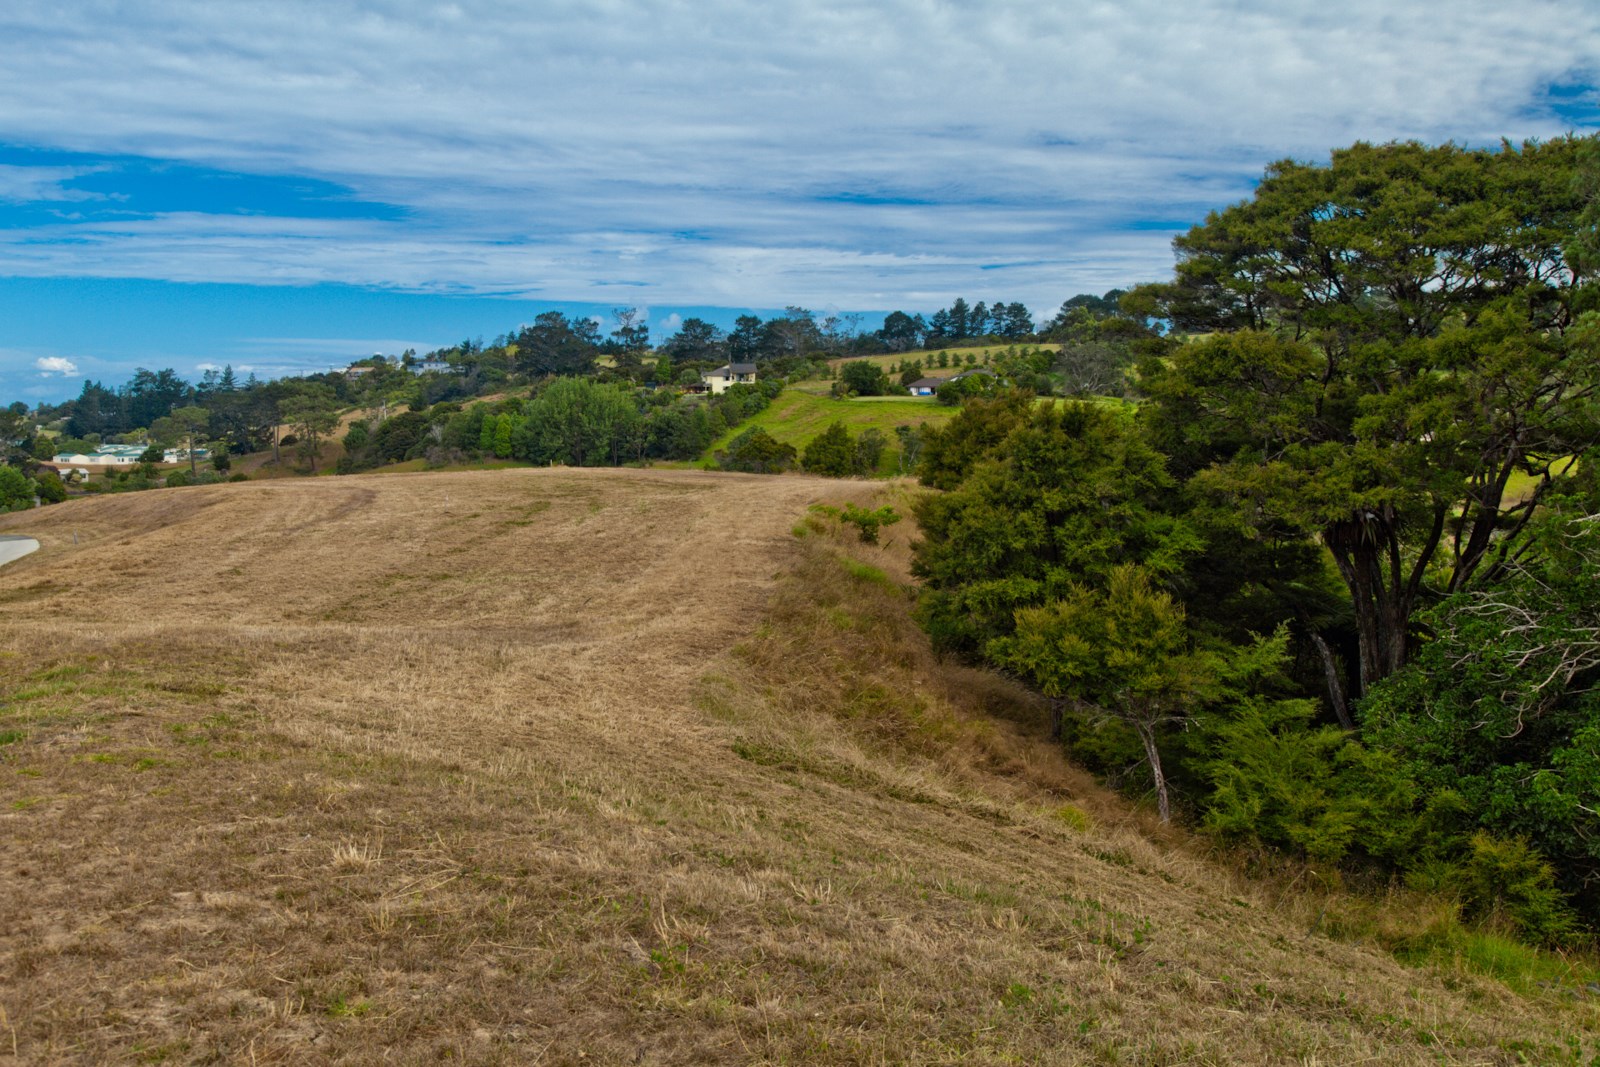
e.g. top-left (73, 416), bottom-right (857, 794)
top-left (826, 342), bottom-right (1062, 374)
top-left (701, 389), bottom-right (960, 473)
top-left (0, 472), bottom-right (1594, 1065)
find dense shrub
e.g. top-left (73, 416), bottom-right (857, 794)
top-left (34, 469), bottom-right (66, 504)
top-left (839, 360), bottom-right (890, 396)
top-left (801, 422), bottom-right (855, 477)
top-left (0, 465), bottom-right (34, 510)
top-left (716, 428), bottom-right (796, 473)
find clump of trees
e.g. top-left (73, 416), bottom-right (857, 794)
top-left (801, 422), bottom-right (889, 477)
top-left (338, 377), bottom-right (784, 474)
top-left (913, 136), bottom-right (1600, 944)
top-left (716, 428), bottom-right (797, 473)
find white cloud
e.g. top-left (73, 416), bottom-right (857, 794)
top-left (34, 356), bottom-right (78, 376)
top-left (0, 164), bottom-right (104, 203)
top-left (0, 1), bottom-right (1594, 306)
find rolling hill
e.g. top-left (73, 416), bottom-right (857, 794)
top-left (0, 470), bottom-right (1592, 1065)
top-left (699, 390), bottom-right (960, 474)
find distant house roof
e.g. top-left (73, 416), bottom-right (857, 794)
top-left (949, 367), bottom-right (995, 382)
top-left (708, 363), bottom-right (757, 376)
top-left (908, 377), bottom-right (947, 390)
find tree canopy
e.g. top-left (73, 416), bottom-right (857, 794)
top-left (1138, 138), bottom-right (1600, 711)
top-left (912, 136), bottom-right (1600, 936)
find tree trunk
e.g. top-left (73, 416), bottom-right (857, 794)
top-left (1135, 722), bottom-right (1170, 824)
top-left (1308, 630), bottom-right (1355, 731)
top-left (1324, 506), bottom-right (1407, 698)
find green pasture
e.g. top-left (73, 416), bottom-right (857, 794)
top-left (701, 389), bottom-right (960, 475)
top-left (1504, 456), bottom-right (1582, 505)
top-left (826, 343), bottom-right (1061, 373)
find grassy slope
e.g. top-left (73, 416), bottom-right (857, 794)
top-left (702, 389), bottom-right (960, 474)
top-left (827, 343), bottom-right (1062, 374)
top-left (0, 472), bottom-right (1595, 1065)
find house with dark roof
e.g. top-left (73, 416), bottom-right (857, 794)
top-left (701, 362), bottom-right (758, 395)
top-left (907, 376), bottom-right (947, 397)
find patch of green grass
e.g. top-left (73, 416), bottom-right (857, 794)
top-left (1053, 803), bottom-right (1093, 831)
top-left (838, 556), bottom-right (895, 590)
top-left (1395, 920), bottom-right (1600, 997)
top-left (1503, 456), bottom-right (1580, 505)
top-left (826, 343), bottom-right (1063, 374)
top-left (2, 662), bottom-right (219, 733)
top-left (324, 995), bottom-right (374, 1018)
top-left (701, 390), bottom-right (960, 475)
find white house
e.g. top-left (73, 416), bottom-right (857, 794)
top-left (50, 443), bottom-right (207, 467)
top-left (701, 363), bottom-right (758, 395)
top-left (907, 376), bottom-right (947, 397)
top-left (52, 448), bottom-right (141, 466)
top-left (413, 360), bottom-right (459, 375)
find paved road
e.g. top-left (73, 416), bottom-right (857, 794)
top-left (0, 535), bottom-right (39, 568)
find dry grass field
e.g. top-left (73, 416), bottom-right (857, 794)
top-left (0, 469), bottom-right (1594, 1065)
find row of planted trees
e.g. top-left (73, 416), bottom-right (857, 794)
top-left (910, 136), bottom-right (1600, 945)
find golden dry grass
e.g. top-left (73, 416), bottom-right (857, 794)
top-left (0, 469), bottom-right (1594, 1065)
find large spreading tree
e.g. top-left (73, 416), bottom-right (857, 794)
top-left (1138, 138), bottom-right (1600, 717)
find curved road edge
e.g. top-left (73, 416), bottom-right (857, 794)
top-left (0, 535), bottom-right (40, 568)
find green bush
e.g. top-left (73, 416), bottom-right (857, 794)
top-left (853, 428), bottom-right (887, 475)
top-left (716, 427), bottom-right (797, 474)
top-left (839, 360), bottom-right (889, 396)
top-left (34, 469), bottom-right (66, 504)
top-left (801, 422), bottom-right (855, 477)
top-left (840, 503), bottom-right (901, 544)
top-left (0, 464), bottom-right (33, 509)
top-left (1460, 834), bottom-right (1579, 946)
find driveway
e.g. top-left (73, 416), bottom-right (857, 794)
top-left (0, 535), bottom-right (39, 568)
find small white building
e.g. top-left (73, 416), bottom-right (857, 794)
top-left (701, 362), bottom-right (758, 395)
top-left (52, 449), bottom-right (140, 466)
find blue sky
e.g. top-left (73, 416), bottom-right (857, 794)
top-left (1, 0), bottom-right (1597, 404)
